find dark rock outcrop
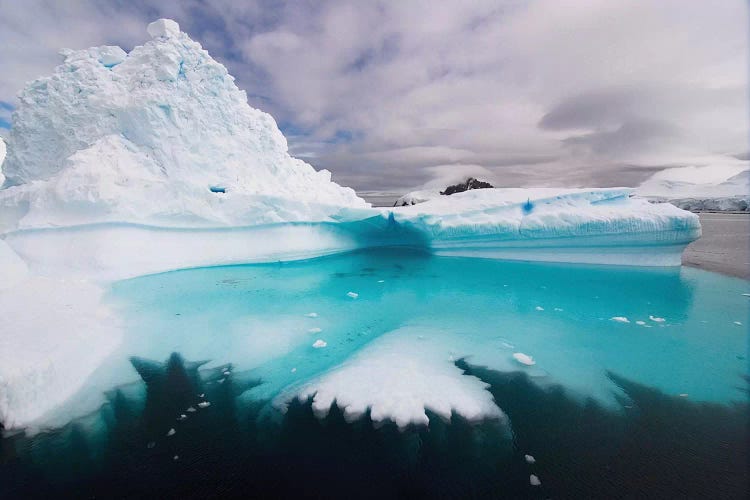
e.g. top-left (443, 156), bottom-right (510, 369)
top-left (440, 177), bottom-right (493, 196)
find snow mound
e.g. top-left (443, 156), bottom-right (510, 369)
top-left (0, 19), bottom-right (366, 230)
top-left (281, 326), bottom-right (505, 429)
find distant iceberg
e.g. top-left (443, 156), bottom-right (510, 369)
top-left (0, 19), bottom-right (702, 430)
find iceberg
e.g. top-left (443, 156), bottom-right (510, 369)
top-left (0, 19), bottom-right (702, 430)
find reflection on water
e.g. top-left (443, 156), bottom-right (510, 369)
top-left (2, 353), bottom-right (747, 498)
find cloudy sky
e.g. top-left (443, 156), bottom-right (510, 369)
top-left (0, 0), bottom-right (746, 191)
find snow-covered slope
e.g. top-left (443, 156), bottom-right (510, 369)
top-left (637, 163), bottom-right (749, 211)
top-left (0, 137), bottom-right (6, 185)
top-left (0, 19), bottom-right (366, 230)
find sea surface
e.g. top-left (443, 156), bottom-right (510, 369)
top-left (2, 248), bottom-right (748, 498)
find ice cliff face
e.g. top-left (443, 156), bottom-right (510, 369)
top-left (1, 19), bottom-right (366, 228)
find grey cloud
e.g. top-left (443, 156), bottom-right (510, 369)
top-left (0, 0), bottom-right (747, 192)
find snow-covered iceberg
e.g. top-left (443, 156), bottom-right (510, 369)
top-left (0, 20), bottom-right (702, 430)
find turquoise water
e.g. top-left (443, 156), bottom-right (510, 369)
top-left (106, 248), bottom-right (748, 408)
top-left (2, 248), bottom-right (748, 498)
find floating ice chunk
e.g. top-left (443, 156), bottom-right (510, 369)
top-left (186, 406), bottom-right (196, 412)
top-left (553, 307), bottom-right (563, 312)
top-left (173, 455), bottom-right (179, 461)
top-left (291, 367), bottom-right (297, 373)
top-left (377, 280), bottom-right (385, 283)
top-left (513, 353), bottom-right (536, 366)
top-left (198, 401), bottom-right (211, 408)
top-left (535, 306), bottom-right (544, 311)
top-left (500, 341), bottom-right (515, 349)
top-left (177, 414), bottom-right (187, 421)
top-left (679, 393), bottom-right (689, 397)
top-left (198, 393), bottom-right (204, 398)
top-left (218, 378), bottom-right (225, 384)
top-left (147, 18), bottom-right (180, 39)
top-left (742, 293), bottom-right (750, 297)
top-left (312, 339), bottom-right (327, 348)
top-left (223, 370), bottom-right (231, 376)
top-left (166, 428), bottom-right (176, 436)
top-left (733, 321), bottom-right (743, 326)
top-left (635, 320), bottom-right (646, 326)
top-left (525, 454), bottom-right (536, 464)
top-left (305, 312), bottom-right (319, 318)
top-left (611, 316), bottom-right (630, 323)
top-left (530, 474), bottom-right (541, 486)
top-left (347, 291), bottom-right (359, 299)
top-left (308, 327), bottom-right (322, 334)
top-left (147, 441), bottom-right (156, 449)
top-left (649, 315), bottom-right (665, 323)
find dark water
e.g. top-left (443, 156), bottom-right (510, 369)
top-left (1, 353), bottom-right (747, 499)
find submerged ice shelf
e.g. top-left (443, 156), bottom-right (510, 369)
top-left (18, 249), bottom-right (750, 435)
top-left (0, 19), bottom-right (707, 430)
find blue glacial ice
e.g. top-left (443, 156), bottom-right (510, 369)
top-left (0, 19), bottom-right (709, 430)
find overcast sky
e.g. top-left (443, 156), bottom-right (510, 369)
top-left (0, 0), bottom-right (747, 191)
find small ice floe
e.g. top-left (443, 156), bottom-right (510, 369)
top-left (218, 378), bottom-right (225, 384)
top-left (347, 291), bottom-right (359, 299)
top-left (649, 315), bottom-right (665, 323)
top-left (177, 414), bottom-right (187, 421)
top-left (679, 393), bottom-right (689, 398)
top-left (733, 321), bottom-right (743, 326)
top-left (312, 339), bottom-right (327, 348)
top-left (198, 393), bottom-right (204, 398)
top-left (500, 341), bottom-right (515, 349)
top-left (524, 454), bottom-right (536, 464)
top-left (147, 441), bottom-right (156, 449)
top-left (173, 455), bottom-right (179, 461)
top-left (513, 352), bottom-right (536, 366)
top-left (308, 327), bottom-right (322, 334)
top-left (377, 280), bottom-right (385, 283)
top-left (553, 307), bottom-right (563, 312)
top-left (535, 306), bottom-right (544, 311)
top-left (166, 428), bottom-right (176, 437)
top-left (198, 401), bottom-right (211, 408)
top-left (291, 367), bottom-right (297, 373)
top-left (741, 293), bottom-right (750, 297)
top-left (611, 316), bottom-right (630, 323)
top-left (635, 320), bottom-right (646, 326)
top-left (186, 406), bottom-right (196, 413)
top-left (529, 474), bottom-right (541, 486)
top-left (223, 370), bottom-right (231, 375)
top-left (305, 312), bottom-right (318, 318)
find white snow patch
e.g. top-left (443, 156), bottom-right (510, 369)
top-left (534, 306), bottom-right (544, 311)
top-left (611, 316), bottom-right (630, 323)
top-left (147, 19), bottom-right (181, 39)
top-left (312, 339), bottom-right (327, 349)
top-left (0, 238), bottom-right (28, 291)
